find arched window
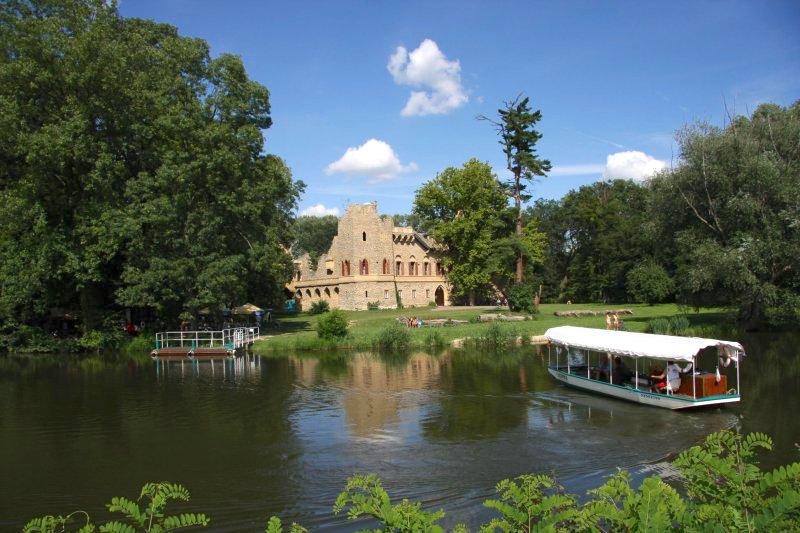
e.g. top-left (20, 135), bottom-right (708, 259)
top-left (324, 287), bottom-right (331, 298)
top-left (436, 262), bottom-right (443, 275)
top-left (409, 261), bottom-right (417, 276)
top-left (423, 262), bottom-right (430, 276)
top-left (395, 257), bottom-right (404, 276)
top-left (341, 260), bottom-right (350, 276)
top-left (296, 290), bottom-right (302, 298)
top-left (360, 259), bottom-right (369, 275)
top-left (296, 271), bottom-right (302, 281)
top-left (305, 289), bottom-right (311, 297)
top-left (382, 258), bottom-right (390, 274)
top-left (362, 231), bottom-right (367, 241)
top-left (314, 288), bottom-right (321, 297)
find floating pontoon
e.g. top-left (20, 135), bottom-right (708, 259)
top-left (544, 326), bottom-right (743, 410)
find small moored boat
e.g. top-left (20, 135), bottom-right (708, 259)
top-left (544, 326), bottom-right (744, 410)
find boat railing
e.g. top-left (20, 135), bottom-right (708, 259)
top-left (154, 327), bottom-right (260, 351)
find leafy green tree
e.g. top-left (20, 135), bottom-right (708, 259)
top-left (579, 471), bottom-right (687, 532)
top-left (24, 481), bottom-right (209, 532)
top-left (0, 0), bottom-right (302, 334)
top-left (648, 102), bottom-right (800, 327)
top-left (264, 516), bottom-right (308, 533)
top-left (527, 180), bottom-right (650, 303)
top-left (480, 474), bottom-right (579, 532)
top-left (479, 96), bottom-right (551, 283)
top-left (333, 474), bottom-right (446, 532)
top-left (413, 159), bottom-right (520, 304)
top-left (626, 258), bottom-right (674, 304)
top-left (291, 215), bottom-right (338, 270)
top-left (674, 430), bottom-right (800, 531)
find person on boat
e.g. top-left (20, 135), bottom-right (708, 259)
top-left (612, 356), bottom-right (633, 384)
top-left (596, 354), bottom-right (610, 381)
top-left (650, 360), bottom-right (688, 393)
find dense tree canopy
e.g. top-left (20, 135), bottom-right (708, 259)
top-left (291, 215), bottom-right (338, 270)
top-left (413, 159), bottom-right (544, 305)
top-left (528, 179), bottom-right (650, 303)
top-left (0, 0), bottom-right (303, 332)
top-left (648, 102), bottom-right (800, 327)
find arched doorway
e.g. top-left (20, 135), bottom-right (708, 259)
top-left (435, 286), bottom-right (445, 306)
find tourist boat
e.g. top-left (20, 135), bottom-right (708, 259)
top-left (544, 326), bottom-right (744, 410)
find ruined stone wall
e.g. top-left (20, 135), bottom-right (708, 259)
top-left (288, 202), bottom-right (450, 311)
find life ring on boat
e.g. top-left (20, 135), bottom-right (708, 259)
top-left (727, 388), bottom-right (737, 395)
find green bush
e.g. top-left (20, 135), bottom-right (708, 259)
top-left (647, 317), bottom-right (672, 335)
top-left (627, 258), bottom-right (674, 304)
top-left (427, 301), bottom-right (437, 308)
top-left (478, 323), bottom-right (518, 348)
top-left (423, 329), bottom-right (445, 348)
top-left (647, 316), bottom-right (691, 336)
top-left (23, 430), bottom-right (800, 532)
top-left (374, 322), bottom-right (411, 352)
top-left (366, 301), bottom-right (381, 310)
top-left (316, 310), bottom-right (348, 339)
top-left (505, 283), bottom-right (538, 314)
top-left (309, 300), bottom-right (330, 315)
top-left (24, 481), bottom-right (209, 532)
top-left (669, 315), bottom-right (690, 336)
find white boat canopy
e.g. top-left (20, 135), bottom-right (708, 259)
top-left (545, 326), bottom-right (744, 362)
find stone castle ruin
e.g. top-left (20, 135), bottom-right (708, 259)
top-left (288, 202), bottom-right (450, 311)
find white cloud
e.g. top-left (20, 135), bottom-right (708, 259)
top-left (325, 139), bottom-right (417, 182)
top-left (387, 39), bottom-right (468, 116)
top-left (603, 151), bottom-right (667, 181)
top-left (300, 204), bottom-right (340, 217)
top-left (550, 163), bottom-right (606, 177)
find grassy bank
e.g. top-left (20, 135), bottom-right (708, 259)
top-left (252, 303), bottom-right (734, 354)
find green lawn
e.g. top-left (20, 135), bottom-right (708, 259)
top-left (253, 303), bottom-right (734, 354)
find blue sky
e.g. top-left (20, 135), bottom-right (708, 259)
top-left (120, 1), bottom-right (800, 216)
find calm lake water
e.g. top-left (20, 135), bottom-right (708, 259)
top-left (1, 333), bottom-right (798, 530)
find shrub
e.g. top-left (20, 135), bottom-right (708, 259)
top-left (309, 300), bottom-right (330, 315)
top-left (669, 315), bottom-right (690, 336)
top-left (316, 310), bottom-right (348, 339)
top-left (333, 474), bottom-right (446, 532)
top-left (627, 258), bottom-right (674, 304)
top-left (423, 329), bottom-right (445, 348)
top-left (427, 301), bottom-right (437, 308)
top-left (647, 316), bottom-right (690, 336)
top-left (479, 323), bottom-right (517, 347)
top-left (23, 481), bottom-right (209, 533)
top-left (367, 301), bottom-right (381, 310)
top-left (374, 322), bottom-right (411, 352)
top-left (647, 317), bottom-right (672, 335)
top-left (505, 282), bottom-right (538, 314)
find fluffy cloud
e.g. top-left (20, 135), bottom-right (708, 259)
top-left (300, 204), bottom-right (340, 217)
top-left (325, 139), bottom-right (417, 181)
top-left (549, 163), bottom-right (606, 177)
top-left (387, 39), bottom-right (468, 116)
top-left (603, 151), bottom-right (667, 181)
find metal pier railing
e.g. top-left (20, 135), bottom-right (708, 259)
top-left (152, 327), bottom-right (260, 357)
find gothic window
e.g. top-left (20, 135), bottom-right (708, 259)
top-left (423, 262), bottom-right (430, 276)
top-left (382, 258), bottom-right (390, 274)
top-left (360, 259), bottom-right (369, 275)
top-left (362, 231), bottom-right (367, 241)
top-left (341, 260), bottom-right (350, 276)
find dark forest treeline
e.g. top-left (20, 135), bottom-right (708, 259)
top-left (527, 102), bottom-right (800, 328)
top-left (0, 0), bottom-right (304, 348)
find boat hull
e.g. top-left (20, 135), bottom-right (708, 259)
top-left (548, 368), bottom-right (740, 410)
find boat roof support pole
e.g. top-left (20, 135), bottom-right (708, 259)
top-left (610, 353), bottom-right (613, 385)
top-left (635, 357), bottom-right (638, 390)
top-left (587, 350), bottom-right (590, 379)
top-left (736, 356), bottom-right (740, 395)
top-left (693, 355), bottom-right (696, 400)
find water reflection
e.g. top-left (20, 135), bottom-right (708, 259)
top-left (0, 333), bottom-right (797, 530)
